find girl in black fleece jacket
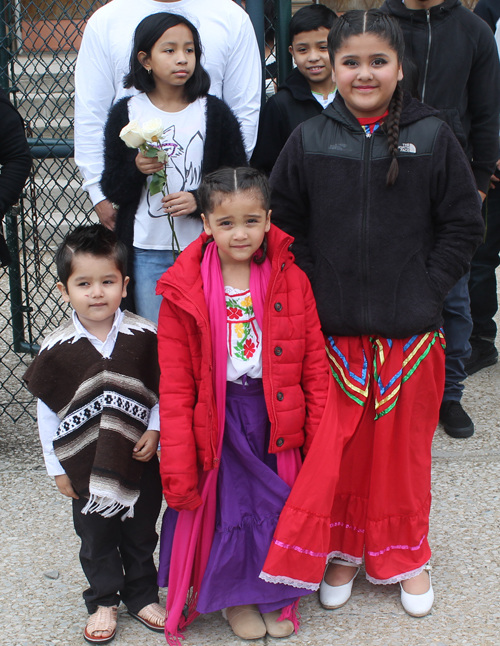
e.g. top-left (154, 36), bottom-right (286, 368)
top-left (100, 13), bottom-right (247, 319)
top-left (270, 10), bottom-right (483, 618)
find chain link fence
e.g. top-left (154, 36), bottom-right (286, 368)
top-left (0, 0), bottom-right (104, 423)
top-left (0, 0), bottom-right (291, 424)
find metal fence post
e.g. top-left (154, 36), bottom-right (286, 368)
top-left (276, 0), bottom-right (292, 86)
top-left (0, 0), bottom-right (10, 91)
top-left (5, 206), bottom-right (25, 353)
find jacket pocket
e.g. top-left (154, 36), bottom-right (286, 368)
top-left (393, 250), bottom-right (442, 335)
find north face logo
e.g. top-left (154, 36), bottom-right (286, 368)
top-left (398, 143), bottom-right (417, 153)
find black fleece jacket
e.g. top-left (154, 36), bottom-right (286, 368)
top-left (270, 93), bottom-right (484, 339)
top-left (0, 88), bottom-right (32, 267)
top-left (251, 68), bottom-right (325, 176)
top-left (100, 94), bottom-right (247, 311)
top-left (382, 0), bottom-right (500, 194)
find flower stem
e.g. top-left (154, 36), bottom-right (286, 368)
top-left (162, 156), bottom-right (181, 261)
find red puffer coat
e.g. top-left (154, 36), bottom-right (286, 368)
top-left (156, 224), bottom-right (330, 510)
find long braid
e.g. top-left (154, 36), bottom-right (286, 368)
top-left (384, 84), bottom-right (404, 187)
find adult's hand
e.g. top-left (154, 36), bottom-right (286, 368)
top-left (95, 199), bottom-right (116, 230)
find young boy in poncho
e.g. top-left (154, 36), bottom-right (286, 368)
top-left (24, 224), bottom-right (165, 644)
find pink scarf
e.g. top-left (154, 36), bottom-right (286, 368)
top-left (165, 241), bottom-right (301, 644)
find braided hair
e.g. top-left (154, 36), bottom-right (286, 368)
top-left (199, 167), bottom-right (270, 264)
top-left (328, 10), bottom-right (405, 187)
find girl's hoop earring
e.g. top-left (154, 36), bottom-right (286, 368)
top-left (147, 68), bottom-right (152, 75)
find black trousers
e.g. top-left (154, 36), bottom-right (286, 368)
top-left (469, 186), bottom-right (500, 340)
top-left (72, 456), bottom-right (162, 614)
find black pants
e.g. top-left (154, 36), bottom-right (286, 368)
top-left (72, 456), bottom-right (162, 614)
top-left (469, 187), bottom-right (500, 340)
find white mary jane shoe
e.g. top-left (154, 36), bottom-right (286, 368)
top-left (319, 559), bottom-right (360, 609)
top-left (400, 566), bottom-right (434, 617)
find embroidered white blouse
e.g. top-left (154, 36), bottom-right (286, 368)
top-left (225, 287), bottom-right (262, 382)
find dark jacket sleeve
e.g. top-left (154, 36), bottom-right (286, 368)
top-left (270, 126), bottom-right (315, 279)
top-left (251, 94), bottom-right (290, 176)
top-left (474, 0), bottom-right (500, 33)
top-left (427, 122), bottom-right (485, 297)
top-left (100, 97), bottom-right (145, 205)
top-left (0, 90), bottom-right (32, 219)
top-left (467, 19), bottom-right (500, 192)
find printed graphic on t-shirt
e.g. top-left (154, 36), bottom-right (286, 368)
top-left (147, 126), bottom-right (204, 219)
top-left (130, 94), bottom-right (206, 250)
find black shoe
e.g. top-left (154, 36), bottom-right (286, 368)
top-left (464, 337), bottom-right (498, 376)
top-left (439, 400), bottom-right (474, 438)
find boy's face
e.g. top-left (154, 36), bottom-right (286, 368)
top-left (57, 253), bottom-right (129, 336)
top-left (289, 27), bottom-right (332, 88)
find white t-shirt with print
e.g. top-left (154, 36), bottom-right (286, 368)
top-left (129, 93), bottom-right (205, 251)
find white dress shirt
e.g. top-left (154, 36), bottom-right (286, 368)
top-left (74, 0), bottom-right (262, 205)
top-left (37, 309), bottom-right (160, 476)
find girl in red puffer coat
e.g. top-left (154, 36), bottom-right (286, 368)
top-left (156, 167), bottom-right (329, 644)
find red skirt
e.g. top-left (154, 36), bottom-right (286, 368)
top-left (261, 331), bottom-right (445, 588)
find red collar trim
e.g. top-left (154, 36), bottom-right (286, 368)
top-left (357, 110), bottom-right (389, 126)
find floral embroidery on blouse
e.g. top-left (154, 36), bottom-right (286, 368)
top-left (225, 288), bottom-right (261, 361)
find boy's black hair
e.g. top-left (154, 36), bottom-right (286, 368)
top-left (55, 224), bottom-right (128, 288)
top-left (198, 167), bottom-right (271, 265)
top-left (289, 4), bottom-right (337, 45)
top-left (124, 12), bottom-right (210, 102)
top-left (328, 10), bottom-right (405, 187)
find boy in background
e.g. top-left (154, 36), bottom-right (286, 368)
top-left (251, 4), bottom-right (337, 175)
top-left (24, 225), bottom-right (164, 643)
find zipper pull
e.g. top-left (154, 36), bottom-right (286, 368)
top-left (365, 132), bottom-right (372, 138)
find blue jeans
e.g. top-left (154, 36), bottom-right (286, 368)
top-left (133, 248), bottom-right (175, 324)
top-left (442, 273), bottom-right (472, 402)
top-left (469, 187), bottom-right (500, 340)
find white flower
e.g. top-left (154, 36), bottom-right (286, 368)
top-left (141, 118), bottom-right (164, 143)
top-left (119, 120), bottom-right (146, 148)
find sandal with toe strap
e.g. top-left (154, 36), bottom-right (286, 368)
top-left (84, 605), bottom-right (118, 644)
top-left (129, 602), bottom-right (166, 633)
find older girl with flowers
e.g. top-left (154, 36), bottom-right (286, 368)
top-left (100, 12), bottom-right (246, 322)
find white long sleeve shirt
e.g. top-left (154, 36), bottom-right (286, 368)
top-left (37, 309), bottom-right (160, 476)
top-left (74, 0), bottom-right (262, 206)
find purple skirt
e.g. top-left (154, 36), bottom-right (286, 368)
top-left (158, 378), bottom-right (312, 614)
